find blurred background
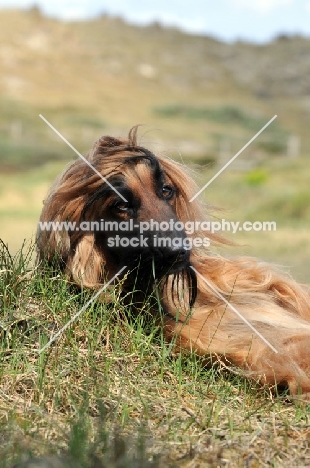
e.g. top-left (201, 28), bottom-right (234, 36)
top-left (0, 0), bottom-right (309, 281)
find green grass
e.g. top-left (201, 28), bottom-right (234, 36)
top-left (152, 104), bottom-right (262, 127)
top-left (1, 241), bottom-right (310, 467)
top-left (153, 104), bottom-right (288, 136)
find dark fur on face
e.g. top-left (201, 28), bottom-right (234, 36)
top-left (37, 127), bottom-right (310, 399)
top-left (81, 153), bottom-right (196, 304)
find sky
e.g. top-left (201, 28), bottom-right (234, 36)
top-left (1, 0), bottom-right (310, 43)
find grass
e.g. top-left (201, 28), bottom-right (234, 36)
top-left (153, 104), bottom-right (289, 161)
top-left (1, 240), bottom-right (310, 467)
top-left (152, 104), bottom-right (268, 130)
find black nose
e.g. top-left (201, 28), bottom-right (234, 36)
top-left (157, 245), bottom-right (189, 265)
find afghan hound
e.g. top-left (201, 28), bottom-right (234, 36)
top-left (37, 127), bottom-right (310, 399)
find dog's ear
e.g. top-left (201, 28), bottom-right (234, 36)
top-left (67, 233), bottom-right (104, 288)
top-left (37, 223), bottom-right (105, 288)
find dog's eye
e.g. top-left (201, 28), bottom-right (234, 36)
top-left (114, 201), bottom-right (129, 212)
top-left (162, 185), bottom-right (174, 199)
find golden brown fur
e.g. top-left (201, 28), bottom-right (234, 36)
top-left (37, 128), bottom-right (310, 399)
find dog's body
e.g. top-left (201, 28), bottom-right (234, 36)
top-left (37, 128), bottom-right (310, 398)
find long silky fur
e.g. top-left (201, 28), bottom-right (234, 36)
top-left (37, 127), bottom-right (310, 399)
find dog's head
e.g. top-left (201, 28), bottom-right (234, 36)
top-left (37, 128), bottom-right (215, 305)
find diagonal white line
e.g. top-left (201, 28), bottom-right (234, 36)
top-left (190, 266), bottom-right (278, 354)
top-left (39, 114), bottom-right (127, 202)
top-left (38, 266), bottom-right (127, 354)
top-left (190, 115), bottom-right (277, 202)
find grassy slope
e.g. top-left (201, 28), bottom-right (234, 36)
top-left (1, 242), bottom-right (310, 468)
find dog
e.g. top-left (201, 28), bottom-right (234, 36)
top-left (37, 127), bottom-right (310, 398)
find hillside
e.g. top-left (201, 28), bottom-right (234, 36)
top-left (1, 7), bottom-right (310, 171)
